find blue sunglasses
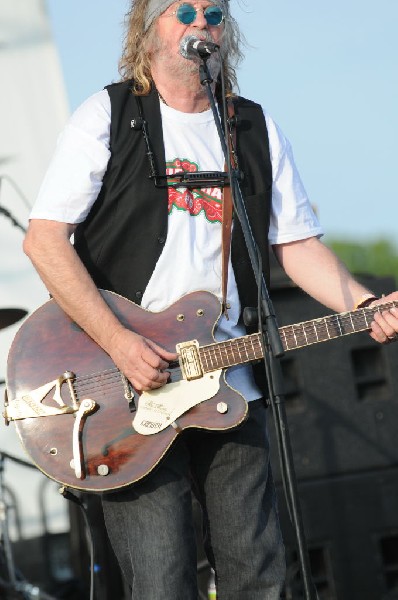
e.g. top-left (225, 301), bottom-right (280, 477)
top-left (170, 4), bottom-right (225, 27)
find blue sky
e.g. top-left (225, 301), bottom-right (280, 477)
top-left (45, 0), bottom-right (397, 244)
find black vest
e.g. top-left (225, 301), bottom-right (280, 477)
top-left (74, 81), bottom-right (272, 313)
top-left (74, 81), bottom-right (274, 392)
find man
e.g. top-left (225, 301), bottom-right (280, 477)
top-left (24, 0), bottom-right (398, 598)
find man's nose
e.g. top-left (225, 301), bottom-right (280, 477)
top-left (192, 8), bottom-right (208, 29)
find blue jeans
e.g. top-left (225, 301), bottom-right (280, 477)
top-left (102, 398), bottom-right (286, 599)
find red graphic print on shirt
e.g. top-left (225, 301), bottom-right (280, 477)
top-left (166, 158), bottom-right (222, 224)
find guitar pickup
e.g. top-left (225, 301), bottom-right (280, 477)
top-left (176, 340), bottom-right (203, 381)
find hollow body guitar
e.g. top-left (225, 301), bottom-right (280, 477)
top-left (5, 290), bottom-right (396, 493)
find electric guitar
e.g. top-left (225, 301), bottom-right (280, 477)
top-left (4, 290), bottom-right (396, 493)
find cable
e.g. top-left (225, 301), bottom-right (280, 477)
top-left (0, 452), bottom-right (37, 470)
top-left (59, 487), bottom-right (95, 600)
top-left (0, 174), bottom-right (32, 211)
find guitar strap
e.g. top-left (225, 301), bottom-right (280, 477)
top-left (221, 98), bottom-right (238, 319)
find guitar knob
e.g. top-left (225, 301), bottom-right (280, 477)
top-left (97, 464), bottom-right (110, 476)
top-left (217, 402), bottom-right (228, 414)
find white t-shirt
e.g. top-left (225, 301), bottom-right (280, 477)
top-left (31, 89), bottom-right (323, 401)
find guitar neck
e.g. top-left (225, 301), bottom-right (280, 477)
top-left (199, 301), bottom-right (398, 372)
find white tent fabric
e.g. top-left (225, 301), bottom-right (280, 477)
top-left (0, 0), bottom-right (70, 538)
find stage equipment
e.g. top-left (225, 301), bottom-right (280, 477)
top-left (268, 261), bottom-right (398, 599)
top-left (0, 309), bottom-right (27, 331)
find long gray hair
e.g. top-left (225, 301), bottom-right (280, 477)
top-left (118, 0), bottom-right (244, 96)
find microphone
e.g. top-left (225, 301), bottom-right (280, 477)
top-left (130, 117), bottom-right (144, 130)
top-left (180, 35), bottom-right (220, 60)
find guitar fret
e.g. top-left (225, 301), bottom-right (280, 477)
top-left (280, 328), bottom-right (288, 350)
top-left (321, 321), bottom-right (329, 340)
top-left (249, 336), bottom-right (261, 354)
top-left (243, 339), bottom-right (250, 361)
top-left (326, 316), bottom-right (339, 339)
top-left (224, 340), bottom-right (234, 364)
top-left (213, 347), bottom-right (220, 366)
top-left (197, 300), bottom-right (398, 374)
top-left (310, 321), bottom-right (321, 343)
top-left (201, 349), bottom-right (210, 371)
top-left (229, 341), bottom-right (240, 364)
top-left (200, 334), bottom-right (264, 372)
top-left (344, 314), bottom-right (355, 334)
top-left (324, 317), bottom-right (332, 340)
top-left (364, 307), bottom-right (375, 327)
top-left (281, 327), bottom-right (291, 350)
top-left (297, 327), bottom-right (307, 346)
top-left (309, 324), bottom-right (318, 344)
top-left (214, 345), bottom-right (222, 366)
top-left (234, 340), bottom-right (246, 363)
top-left (231, 341), bottom-right (240, 363)
top-left (335, 315), bottom-right (342, 336)
top-left (282, 326), bottom-right (297, 350)
top-left (255, 336), bottom-right (263, 359)
top-left (213, 345), bottom-right (223, 369)
top-left (201, 349), bottom-right (210, 370)
top-left (296, 325), bottom-right (308, 348)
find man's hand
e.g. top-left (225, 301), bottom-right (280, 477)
top-left (109, 328), bottom-right (178, 392)
top-left (369, 291), bottom-right (398, 344)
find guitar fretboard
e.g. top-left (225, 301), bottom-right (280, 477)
top-left (199, 301), bottom-right (397, 373)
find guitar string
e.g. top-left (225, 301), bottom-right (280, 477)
top-left (278, 308), bottom-right (382, 347)
top-left (278, 304), bottom-right (387, 341)
top-left (73, 365), bottom-right (185, 396)
top-left (200, 338), bottom-right (262, 363)
top-left (198, 302), bottom-right (387, 362)
top-left (71, 298), bottom-right (373, 391)
top-left (72, 359), bottom-right (184, 387)
top-left (202, 302), bottom-right (395, 356)
top-left (64, 301), bottom-right (397, 398)
top-left (73, 372), bottom-right (124, 396)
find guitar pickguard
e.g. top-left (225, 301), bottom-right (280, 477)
top-left (133, 370), bottom-right (222, 435)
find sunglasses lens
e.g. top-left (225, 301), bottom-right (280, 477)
top-left (204, 6), bottom-right (223, 26)
top-left (176, 4), bottom-right (196, 25)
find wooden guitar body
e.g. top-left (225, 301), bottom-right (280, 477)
top-left (6, 288), bottom-right (395, 493)
top-left (5, 291), bottom-right (248, 493)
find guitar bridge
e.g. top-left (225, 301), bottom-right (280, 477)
top-left (176, 340), bottom-right (203, 381)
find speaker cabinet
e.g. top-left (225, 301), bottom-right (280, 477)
top-left (269, 273), bottom-right (398, 480)
top-left (268, 264), bottom-right (398, 598)
top-left (278, 469), bottom-right (398, 599)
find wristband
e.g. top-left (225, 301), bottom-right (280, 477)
top-left (354, 294), bottom-right (379, 310)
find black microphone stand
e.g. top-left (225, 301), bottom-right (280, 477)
top-left (0, 453), bottom-right (58, 600)
top-left (198, 56), bottom-right (318, 599)
top-left (0, 206), bottom-right (26, 234)
top-left (0, 175), bottom-right (30, 234)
